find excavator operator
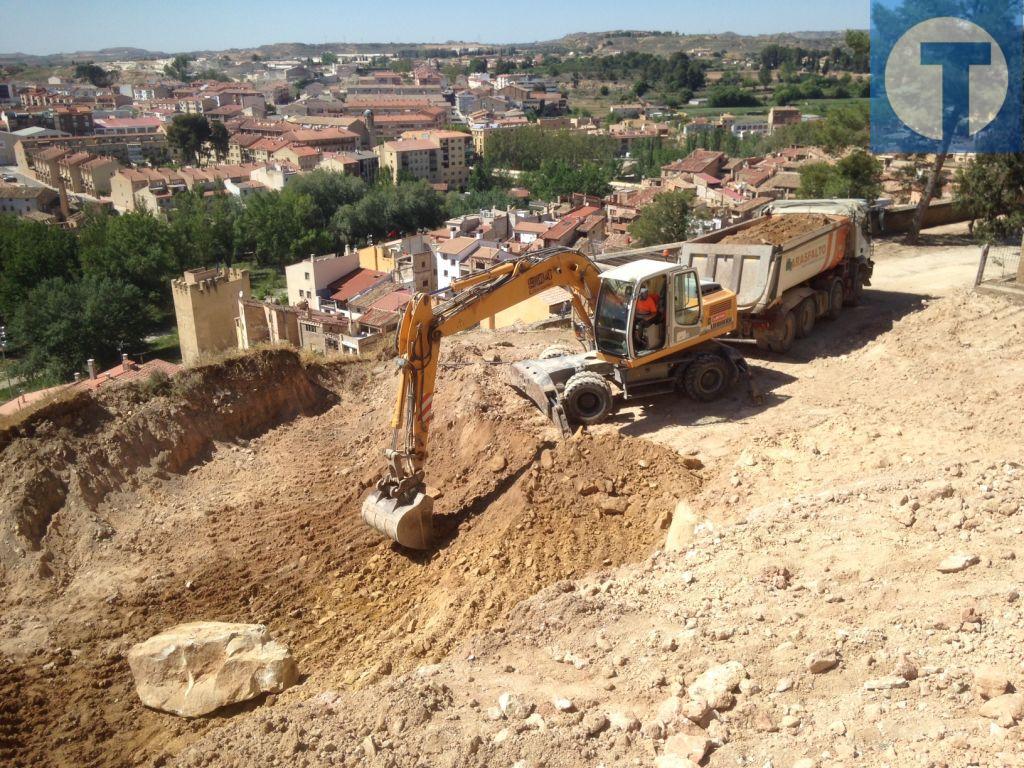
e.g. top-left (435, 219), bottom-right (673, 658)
top-left (634, 282), bottom-right (663, 351)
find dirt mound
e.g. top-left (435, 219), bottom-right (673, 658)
top-left (719, 213), bottom-right (834, 246)
top-left (0, 348), bottom-right (340, 591)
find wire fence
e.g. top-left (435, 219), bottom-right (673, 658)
top-left (977, 243), bottom-right (1022, 286)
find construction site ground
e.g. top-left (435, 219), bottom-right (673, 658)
top-left (3, 224), bottom-right (1024, 768)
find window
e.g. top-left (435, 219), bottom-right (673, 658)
top-left (304, 272), bottom-right (310, 280)
top-left (674, 271), bottom-right (701, 326)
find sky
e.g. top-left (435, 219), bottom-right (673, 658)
top-left (0, 0), bottom-right (868, 56)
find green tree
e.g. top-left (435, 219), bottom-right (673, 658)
top-left (758, 65), bottom-right (773, 89)
top-left (705, 85), bottom-right (761, 108)
top-left (797, 150), bottom-right (881, 202)
top-left (12, 275), bottom-right (150, 382)
top-left (331, 180), bottom-right (445, 245)
top-left (0, 217), bottom-right (79, 322)
top-left (166, 114), bottom-right (213, 164)
top-left (74, 62), bottom-right (112, 87)
top-left (209, 121), bottom-right (230, 160)
top-left (955, 154), bottom-right (1024, 242)
top-left (167, 188), bottom-right (242, 270)
top-left (78, 211), bottom-right (177, 312)
top-left (282, 170), bottom-right (366, 231)
top-left (520, 159), bottom-right (614, 200)
top-left (320, 51), bottom-right (339, 65)
top-left (628, 190), bottom-right (697, 246)
top-left (237, 191), bottom-right (333, 267)
top-left (163, 54), bottom-right (194, 82)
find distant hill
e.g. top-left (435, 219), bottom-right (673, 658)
top-left (0, 29), bottom-right (858, 67)
top-left (535, 29), bottom-right (852, 56)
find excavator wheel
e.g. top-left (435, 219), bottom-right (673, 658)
top-left (769, 311), bottom-right (797, 354)
top-left (538, 344), bottom-right (578, 360)
top-left (795, 298), bottom-right (816, 339)
top-left (562, 371), bottom-right (613, 425)
top-left (683, 354), bottom-right (732, 402)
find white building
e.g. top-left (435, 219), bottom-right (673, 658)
top-left (285, 251), bottom-right (361, 311)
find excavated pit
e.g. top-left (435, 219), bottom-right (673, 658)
top-left (0, 337), bottom-right (701, 768)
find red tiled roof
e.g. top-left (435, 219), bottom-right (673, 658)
top-left (328, 268), bottom-right (388, 302)
top-left (356, 308), bottom-right (400, 329)
top-left (73, 358), bottom-right (181, 393)
top-left (368, 289), bottom-right (412, 312)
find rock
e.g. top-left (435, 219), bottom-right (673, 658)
top-left (687, 661), bottom-right (746, 709)
top-left (608, 711), bottom-right (641, 732)
top-left (806, 650), bottom-right (839, 674)
top-left (597, 495), bottom-right (628, 515)
top-left (581, 711), bottom-right (609, 738)
top-left (657, 696), bottom-right (684, 725)
top-left (829, 720), bottom-right (847, 735)
top-left (893, 656), bottom-right (918, 681)
top-left (681, 457), bottom-right (704, 470)
top-left (781, 714), bottom-right (801, 729)
top-left (665, 501), bottom-right (700, 553)
top-left (539, 449), bottom-right (555, 470)
top-left (488, 455), bottom-right (507, 472)
top-left (937, 553), bottom-right (979, 573)
top-left (975, 667), bottom-right (1011, 700)
top-left (792, 760), bottom-right (816, 768)
top-left (498, 692), bottom-right (533, 720)
top-left (126, 622), bottom-right (297, 717)
top-left (663, 731), bottom-right (710, 763)
top-left (864, 676), bottom-right (910, 691)
top-left (776, 677), bottom-right (794, 692)
top-left (482, 350), bottom-right (501, 363)
top-left (552, 696), bottom-right (575, 712)
top-left (680, 698), bottom-right (714, 728)
top-left (980, 694), bottom-right (1024, 727)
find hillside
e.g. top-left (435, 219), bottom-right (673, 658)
top-left (3, 230), bottom-right (1024, 767)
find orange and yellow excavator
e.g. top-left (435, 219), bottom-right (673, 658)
top-left (362, 247), bottom-right (755, 549)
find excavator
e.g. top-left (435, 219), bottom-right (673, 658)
top-left (361, 247), bottom-right (756, 549)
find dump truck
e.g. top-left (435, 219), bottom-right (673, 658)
top-left (603, 199), bottom-right (874, 353)
top-left (362, 247), bottom-right (756, 549)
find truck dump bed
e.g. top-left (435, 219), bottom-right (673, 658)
top-left (679, 214), bottom-right (850, 314)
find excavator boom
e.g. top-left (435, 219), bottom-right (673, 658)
top-left (362, 248), bottom-right (604, 549)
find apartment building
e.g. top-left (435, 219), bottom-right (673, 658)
top-left (53, 106), bottom-right (95, 136)
top-left (15, 131), bottom-right (169, 171)
top-left (284, 251), bottom-right (362, 311)
top-left (0, 184), bottom-right (59, 217)
top-left (376, 130), bottom-right (471, 190)
top-left (318, 150), bottom-right (379, 182)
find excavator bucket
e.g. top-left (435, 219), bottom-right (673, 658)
top-left (361, 489), bottom-right (434, 550)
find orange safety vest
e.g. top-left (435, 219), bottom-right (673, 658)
top-left (636, 295), bottom-right (659, 315)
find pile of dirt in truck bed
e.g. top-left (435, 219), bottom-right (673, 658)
top-left (718, 213), bottom-right (834, 246)
top-left (0, 332), bottom-right (697, 767)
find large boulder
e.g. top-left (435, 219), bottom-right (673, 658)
top-left (126, 622), bottom-right (298, 717)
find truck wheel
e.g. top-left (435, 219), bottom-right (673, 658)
top-left (795, 299), bottom-right (816, 339)
top-left (826, 280), bottom-right (844, 320)
top-left (844, 273), bottom-right (864, 307)
top-left (769, 311), bottom-right (796, 354)
top-left (562, 371), bottom-right (613, 425)
top-left (683, 354), bottom-right (732, 402)
top-left (538, 344), bottom-right (577, 360)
